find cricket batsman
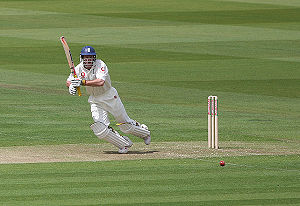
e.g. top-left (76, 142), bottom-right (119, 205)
top-left (66, 46), bottom-right (151, 154)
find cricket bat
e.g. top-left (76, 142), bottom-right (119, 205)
top-left (60, 36), bottom-right (81, 96)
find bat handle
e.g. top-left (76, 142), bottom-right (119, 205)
top-left (73, 74), bottom-right (82, 96)
top-left (77, 87), bottom-right (82, 96)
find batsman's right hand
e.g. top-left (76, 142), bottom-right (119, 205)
top-left (71, 78), bottom-right (83, 88)
top-left (69, 84), bottom-right (77, 95)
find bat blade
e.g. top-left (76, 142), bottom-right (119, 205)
top-left (60, 36), bottom-right (81, 96)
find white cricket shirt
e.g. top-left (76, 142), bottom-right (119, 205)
top-left (67, 59), bottom-right (112, 97)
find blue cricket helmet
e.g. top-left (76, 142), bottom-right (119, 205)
top-left (80, 46), bottom-right (96, 56)
top-left (80, 46), bottom-right (97, 69)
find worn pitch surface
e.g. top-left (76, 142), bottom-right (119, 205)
top-left (0, 141), bottom-right (299, 164)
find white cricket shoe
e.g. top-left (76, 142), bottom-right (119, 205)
top-left (118, 147), bottom-right (129, 154)
top-left (118, 136), bottom-right (133, 154)
top-left (144, 135), bottom-right (151, 145)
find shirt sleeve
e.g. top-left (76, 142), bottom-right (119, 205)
top-left (96, 61), bottom-right (108, 81)
top-left (66, 73), bottom-right (73, 81)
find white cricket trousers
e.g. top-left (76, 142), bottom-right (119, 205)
top-left (88, 87), bottom-right (133, 126)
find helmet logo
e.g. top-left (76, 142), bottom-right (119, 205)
top-left (87, 48), bottom-right (91, 52)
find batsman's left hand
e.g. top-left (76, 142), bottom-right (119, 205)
top-left (69, 84), bottom-right (77, 95)
top-left (71, 78), bottom-right (83, 87)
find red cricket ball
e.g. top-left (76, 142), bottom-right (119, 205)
top-left (220, 161), bottom-right (225, 166)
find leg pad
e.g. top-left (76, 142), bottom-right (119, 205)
top-left (118, 122), bottom-right (150, 139)
top-left (91, 122), bottom-right (131, 149)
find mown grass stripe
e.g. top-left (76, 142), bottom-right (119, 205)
top-left (95, 8), bottom-right (300, 24)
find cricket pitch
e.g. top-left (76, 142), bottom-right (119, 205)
top-left (0, 141), bottom-right (299, 164)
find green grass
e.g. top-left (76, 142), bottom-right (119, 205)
top-left (0, 0), bottom-right (299, 205)
top-left (0, 156), bottom-right (299, 205)
top-left (96, 8), bottom-right (300, 24)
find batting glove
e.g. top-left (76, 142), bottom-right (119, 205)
top-left (71, 78), bottom-right (82, 87)
top-left (69, 84), bottom-right (77, 95)
top-left (71, 78), bottom-right (87, 87)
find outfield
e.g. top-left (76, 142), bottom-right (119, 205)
top-left (0, 0), bottom-right (299, 205)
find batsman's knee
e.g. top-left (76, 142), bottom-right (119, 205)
top-left (90, 122), bottom-right (109, 139)
top-left (90, 121), bottom-right (132, 151)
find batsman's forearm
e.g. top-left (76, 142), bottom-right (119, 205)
top-left (84, 79), bottom-right (105, 87)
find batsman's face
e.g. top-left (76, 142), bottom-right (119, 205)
top-left (83, 55), bottom-right (96, 70)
